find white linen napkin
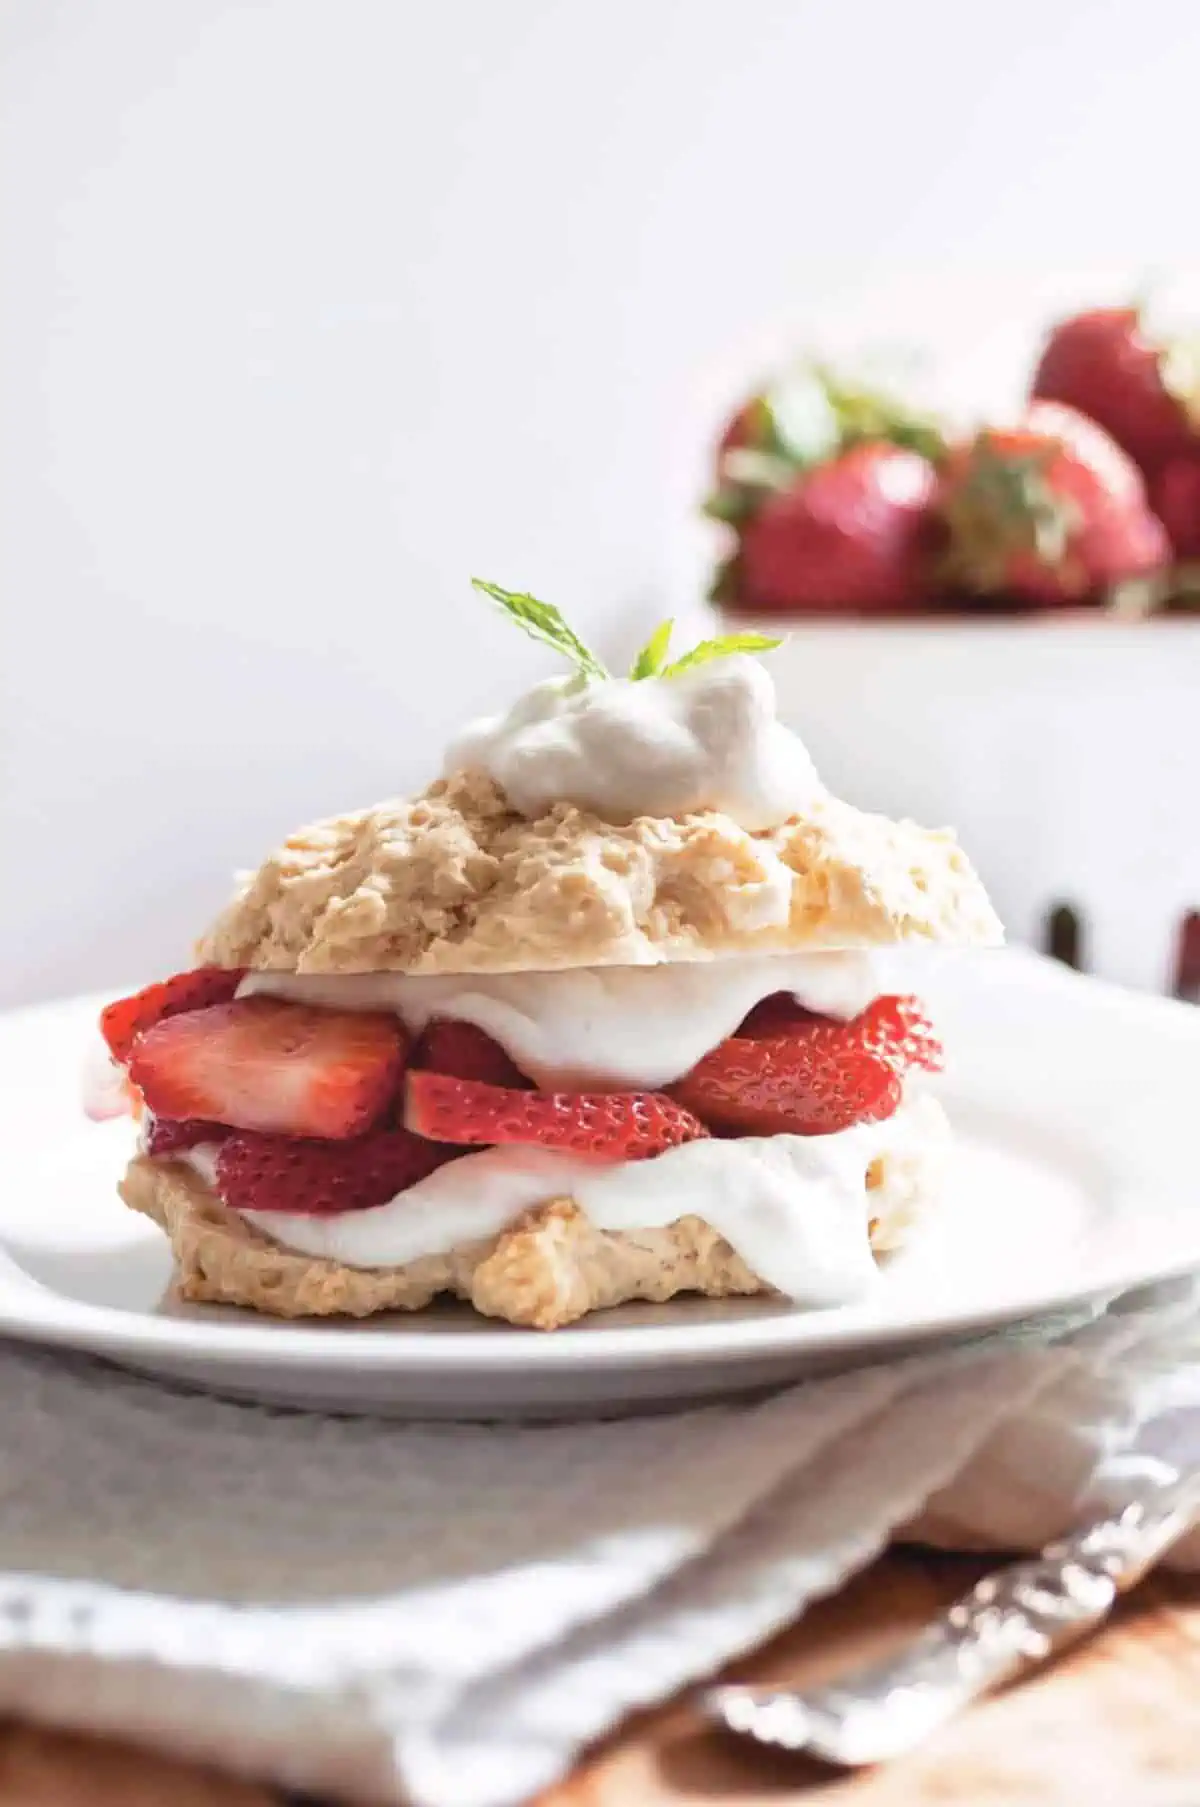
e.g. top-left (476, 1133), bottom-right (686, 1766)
top-left (0, 1276), bottom-right (1199, 1807)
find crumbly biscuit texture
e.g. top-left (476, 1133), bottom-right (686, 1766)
top-left (197, 771), bottom-right (1002, 975)
top-left (119, 1099), bottom-right (946, 1329)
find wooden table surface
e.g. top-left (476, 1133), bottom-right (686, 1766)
top-left (4, 1550), bottom-right (1199, 1806)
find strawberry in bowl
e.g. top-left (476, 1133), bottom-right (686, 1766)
top-left (937, 402), bottom-right (1169, 608)
top-left (733, 443), bottom-right (940, 617)
top-left (97, 580), bottom-right (1000, 1329)
top-left (708, 363), bottom-right (947, 618)
top-left (707, 333), bottom-right (1197, 616)
top-left (1031, 305), bottom-right (1200, 475)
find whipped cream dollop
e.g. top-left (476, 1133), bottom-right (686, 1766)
top-left (185, 1099), bottom-right (934, 1306)
top-left (238, 950), bottom-right (878, 1090)
top-left (444, 654), bottom-right (822, 829)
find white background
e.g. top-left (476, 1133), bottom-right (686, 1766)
top-left (3, 0), bottom-right (1198, 1003)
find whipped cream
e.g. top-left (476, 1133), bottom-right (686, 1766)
top-left (444, 654), bottom-right (822, 829)
top-left (81, 1034), bottom-right (131, 1122)
top-left (238, 950), bottom-right (878, 1090)
top-left (190, 1099), bottom-right (927, 1305)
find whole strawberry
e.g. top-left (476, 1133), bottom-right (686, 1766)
top-left (734, 442), bottom-right (939, 615)
top-left (938, 402), bottom-right (1169, 607)
top-left (1148, 455), bottom-right (1200, 561)
top-left (1031, 306), bottom-right (1200, 472)
top-left (709, 388), bottom-right (827, 535)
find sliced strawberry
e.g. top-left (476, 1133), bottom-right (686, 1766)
top-left (128, 998), bottom-right (406, 1140)
top-left (414, 1019), bottom-right (531, 1087)
top-left (406, 1072), bottom-right (707, 1161)
top-left (671, 994), bottom-right (942, 1137)
top-left (144, 1115), bottom-right (228, 1158)
top-left (856, 995), bottom-right (943, 1075)
top-left (101, 967), bottom-right (245, 1064)
top-left (216, 1126), bottom-right (461, 1215)
top-left (736, 992), bottom-right (820, 1038)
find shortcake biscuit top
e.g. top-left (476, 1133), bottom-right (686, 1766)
top-left (198, 769), bottom-right (1001, 976)
top-left (198, 583), bottom-right (1003, 975)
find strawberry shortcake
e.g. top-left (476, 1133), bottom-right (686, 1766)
top-left (97, 582), bottom-right (1002, 1329)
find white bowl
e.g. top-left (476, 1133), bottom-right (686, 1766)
top-left (760, 615), bottom-right (1200, 994)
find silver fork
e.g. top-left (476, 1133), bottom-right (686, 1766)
top-left (705, 1466), bottom-right (1200, 1767)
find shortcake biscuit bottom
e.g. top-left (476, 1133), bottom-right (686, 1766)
top-left (120, 1100), bottom-right (948, 1330)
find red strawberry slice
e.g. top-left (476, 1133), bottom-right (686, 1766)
top-left (144, 1114), bottom-right (228, 1158)
top-left (736, 992), bottom-right (821, 1039)
top-left (856, 995), bottom-right (943, 1075)
top-left (128, 998), bottom-right (406, 1140)
top-left (406, 1072), bottom-right (708, 1161)
top-left (101, 967), bottom-right (245, 1064)
top-left (671, 994), bottom-right (942, 1137)
top-left (415, 1019), bottom-right (531, 1087)
top-left (216, 1126), bottom-right (462, 1215)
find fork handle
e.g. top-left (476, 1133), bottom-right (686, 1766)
top-left (710, 1470), bottom-right (1200, 1765)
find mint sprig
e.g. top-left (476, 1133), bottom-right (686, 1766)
top-left (659, 632), bottom-right (783, 677)
top-left (471, 578), bottom-right (783, 684)
top-left (470, 578), bottom-right (610, 681)
top-left (629, 618), bottom-right (674, 679)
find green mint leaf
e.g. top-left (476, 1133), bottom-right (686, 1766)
top-left (629, 618), bottom-right (674, 679)
top-left (661, 632), bottom-right (783, 678)
top-left (470, 578), bottom-right (609, 681)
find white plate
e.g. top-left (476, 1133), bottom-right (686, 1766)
top-left (0, 952), bottom-right (1197, 1418)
